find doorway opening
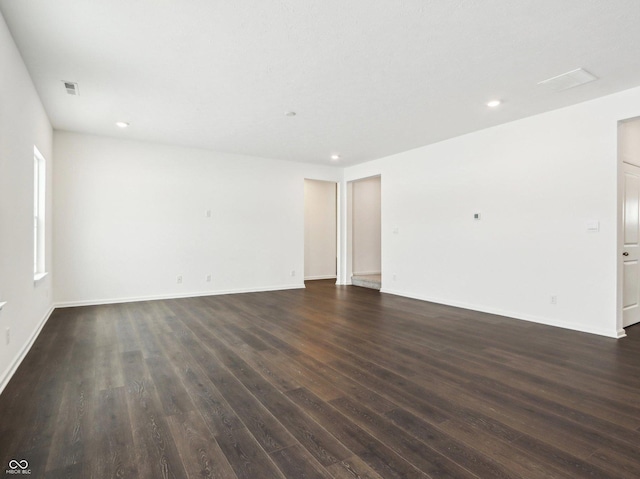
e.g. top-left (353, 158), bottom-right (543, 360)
top-left (619, 117), bottom-right (640, 331)
top-left (348, 175), bottom-right (381, 290)
top-left (304, 179), bottom-right (338, 282)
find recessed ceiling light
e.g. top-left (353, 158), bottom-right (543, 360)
top-left (284, 111), bottom-right (296, 117)
top-left (331, 154), bottom-right (340, 161)
top-left (116, 121), bottom-right (130, 128)
top-left (486, 100), bottom-right (501, 108)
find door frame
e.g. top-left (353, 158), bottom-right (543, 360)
top-left (303, 178), bottom-right (339, 282)
top-left (337, 174), bottom-right (382, 286)
top-left (617, 116), bottom-right (640, 335)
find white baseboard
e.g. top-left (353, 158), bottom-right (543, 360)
top-left (380, 288), bottom-right (624, 339)
top-left (55, 283), bottom-right (305, 308)
top-left (0, 305), bottom-right (55, 396)
top-left (304, 275), bottom-right (337, 281)
top-left (352, 271), bottom-right (381, 276)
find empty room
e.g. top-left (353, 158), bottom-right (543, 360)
top-left (2, 1), bottom-right (640, 478)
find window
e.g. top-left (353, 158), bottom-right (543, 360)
top-left (34, 146), bottom-right (46, 280)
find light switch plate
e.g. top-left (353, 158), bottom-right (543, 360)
top-left (586, 220), bottom-right (600, 232)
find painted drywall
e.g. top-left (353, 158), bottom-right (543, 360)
top-left (53, 132), bottom-right (341, 305)
top-left (352, 176), bottom-right (381, 275)
top-left (0, 12), bottom-right (53, 393)
top-left (343, 86), bottom-right (640, 338)
top-left (304, 180), bottom-right (337, 280)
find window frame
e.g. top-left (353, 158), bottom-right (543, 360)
top-left (33, 146), bottom-right (46, 281)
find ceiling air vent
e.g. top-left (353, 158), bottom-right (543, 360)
top-left (537, 68), bottom-right (597, 92)
top-left (63, 81), bottom-right (79, 95)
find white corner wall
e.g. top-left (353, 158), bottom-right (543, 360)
top-left (352, 176), bottom-right (381, 275)
top-left (343, 86), bottom-right (640, 338)
top-left (304, 180), bottom-right (337, 280)
top-left (53, 132), bottom-right (340, 305)
top-left (0, 13), bottom-right (54, 393)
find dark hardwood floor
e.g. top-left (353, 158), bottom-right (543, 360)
top-left (1, 280), bottom-right (640, 478)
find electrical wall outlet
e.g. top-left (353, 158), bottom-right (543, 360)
top-left (206, 274), bottom-right (212, 282)
top-left (177, 275), bottom-right (183, 284)
top-left (5, 328), bottom-right (10, 345)
top-left (290, 270), bottom-right (296, 277)
top-left (551, 295), bottom-right (557, 305)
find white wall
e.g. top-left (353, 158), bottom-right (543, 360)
top-left (0, 13), bottom-right (53, 392)
top-left (304, 180), bottom-right (337, 280)
top-left (352, 176), bottom-right (381, 275)
top-left (343, 86), bottom-right (640, 338)
top-left (53, 132), bottom-right (341, 305)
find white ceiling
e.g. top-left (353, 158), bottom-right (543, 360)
top-left (2, 0), bottom-right (640, 166)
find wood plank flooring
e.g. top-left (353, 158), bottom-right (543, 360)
top-left (1, 279), bottom-right (640, 478)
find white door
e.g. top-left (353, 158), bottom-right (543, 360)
top-left (623, 162), bottom-right (640, 327)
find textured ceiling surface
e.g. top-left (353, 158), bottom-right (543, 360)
top-left (1, 0), bottom-right (640, 166)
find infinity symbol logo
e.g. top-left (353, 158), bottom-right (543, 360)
top-left (8, 459), bottom-right (28, 469)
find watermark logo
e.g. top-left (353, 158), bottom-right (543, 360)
top-left (5, 460), bottom-right (30, 475)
